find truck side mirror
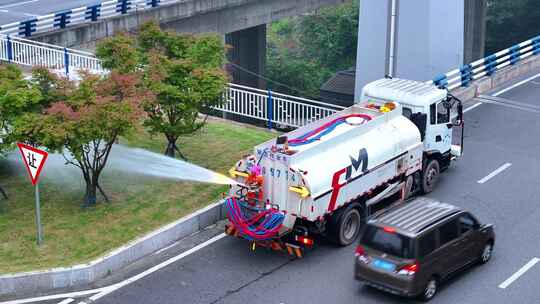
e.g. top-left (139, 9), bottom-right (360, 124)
top-left (454, 103), bottom-right (463, 126)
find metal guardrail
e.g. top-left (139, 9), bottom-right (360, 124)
top-left (0, 0), bottom-right (183, 37)
top-left (0, 34), bottom-right (103, 74)
top-left (219, 83), bottom-right (345, 129)
top-left (430, 35), bottom-right (540, 90)
top-left (0, 33), bottom-right (343, 129)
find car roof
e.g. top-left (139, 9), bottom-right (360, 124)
top-left (368, 197), bottom-right (462, 237)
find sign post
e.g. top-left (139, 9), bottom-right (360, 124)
top-left (16, 143), bottom-right (48, 246)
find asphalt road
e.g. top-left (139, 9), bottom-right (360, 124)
top-left (5, 71), bottom-right (540, 304)
top-left (0, 0), bottom-right (99, 25)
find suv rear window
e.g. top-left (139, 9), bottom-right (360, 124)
top-left (361, 225), bottom-right (413, 258)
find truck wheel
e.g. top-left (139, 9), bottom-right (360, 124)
top-left (403, 175), bottom-right (414, 199)
top-left (422, 159), bottom-right (440, 194)
top-left (328, 205), bottom-right (362, 246)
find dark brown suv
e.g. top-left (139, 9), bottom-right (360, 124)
top-left (354, 197), bottom-right (495, 301)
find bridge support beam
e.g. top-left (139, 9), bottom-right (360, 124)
top-left (225, 24), bottom-right (266, 89)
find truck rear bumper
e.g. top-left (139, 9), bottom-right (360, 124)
top-left (225, 223), bottom-right (306, 258)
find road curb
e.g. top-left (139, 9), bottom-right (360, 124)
top-left (0, 200), bottom-right (227, 297)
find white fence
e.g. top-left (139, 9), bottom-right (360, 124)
top-left (219, 83), bottom-right (344, 128)
top-left (0, 33), bottom-right (343, 129)
top-left (0, 34), bottom-right (102, 74)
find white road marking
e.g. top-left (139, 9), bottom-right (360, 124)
top-left (0, 0), bottom-right (39, 9)
top-left (79, 233), bottom-right (227, 303)
top-left (499, 257), bottom-right (540, 289)
top-left (0, 288), bottom-right (105, 304)
top-left (56, 298), bottom-right (75, 304)
top-left (153, 240), bottom-right (180, 255)
top-left (477, 163), bottom-right (512, 184)
top-left (463, 102), bottom-right (483, 113)
top-left (0, 9), bottom-right (8, 12)
top-left (493, 72), bottom-right (540, 97)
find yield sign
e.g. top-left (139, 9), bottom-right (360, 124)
top-left (17, 143), bottom-right (48, 185)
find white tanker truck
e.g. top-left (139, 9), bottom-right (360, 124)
top-left (224, 78), bottom-right (464, 257)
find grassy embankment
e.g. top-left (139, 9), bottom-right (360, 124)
top-left (0, 119), bottom-right (274, 273)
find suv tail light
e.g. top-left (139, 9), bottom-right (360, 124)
top-left (355, 245), bottom-right (371, 264)
top-left (397, 262), bottom-right (419, 276)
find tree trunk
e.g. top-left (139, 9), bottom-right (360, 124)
top-left (83, 181), bottom-right (98, 208)
top-left (0, 185), bottom-right (7, 199)
top-left (97, 183), bottom-right (110, 203)
top-left (165, 140), bottom-right (176, 158)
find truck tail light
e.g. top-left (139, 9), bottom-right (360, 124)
top-left (397, 262), bottom-right (419, 276)
top-left (296, 235), bottom-right (314, 247)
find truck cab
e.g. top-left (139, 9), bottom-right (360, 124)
top-left (360, 78), bottom-right (464, 193)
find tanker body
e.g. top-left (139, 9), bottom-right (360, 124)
top-left (225, 78), bottom-right (464, 257)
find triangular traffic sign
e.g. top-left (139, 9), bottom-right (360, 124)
top-left (17, 143), bottom-right (48, 186)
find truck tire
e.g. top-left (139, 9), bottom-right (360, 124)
top-left (403, 175), bottom-right (414, 199)
top-left (422, 159), bottom-right (440, 194)
top-left (328, 205), bottom-right (363, 246)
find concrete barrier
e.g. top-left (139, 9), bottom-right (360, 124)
top-left (0, 200), bottom-right (227, 297)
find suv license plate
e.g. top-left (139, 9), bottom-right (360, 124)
top-left (372, 259), bottom-right (396, 272)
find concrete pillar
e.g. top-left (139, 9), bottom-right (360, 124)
top-left (394, 0), bottom-right (464, 82)
top-left (464, 0), bottom-right (487, 62)
top-left (225, 24), bottom-right (267, 89)
top-left (354, 0), bottom-right (486, 102)
top-left (354, 0), bottom-right (391, 101)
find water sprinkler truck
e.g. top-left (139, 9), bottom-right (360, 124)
top-left (224, 78), bottom-right (464, 257)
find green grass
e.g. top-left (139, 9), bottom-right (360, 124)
top-left (0, 119), bottom-right (275, 274)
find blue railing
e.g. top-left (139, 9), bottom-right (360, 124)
top-left (0, 0), bottom-right (181, 37)
top-left (431, 35), bottom-right (540, 90)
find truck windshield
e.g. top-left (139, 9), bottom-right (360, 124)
top-left (361, 225), bottom-right (413, 258)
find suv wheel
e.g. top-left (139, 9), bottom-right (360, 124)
top-left (328, 205), bottom-right (362, 246)
top-left (420, 277), bottom-right (438, 301)
top-left (479, 242), bottom-right (493, 264)
top-left (422, 159), bottom-right (440, 194)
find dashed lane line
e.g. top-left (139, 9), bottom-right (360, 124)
top-left (499, 258), bottom-right (540, 289)
top-left (477, 163), bottom-right (512, 184)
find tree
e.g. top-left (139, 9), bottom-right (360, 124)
top-left (486, 0), bottom-right (540, 54)
top-left (96, 22), bottom-right (228, 159)
top-left (266, 0), bottom-right (359, 98)
top-left (0, 64), bottom-right (45, 199)
top-left (13, 71), bottom-right (146, 207)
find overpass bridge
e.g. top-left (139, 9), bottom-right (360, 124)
top-left (0, 0), bottom-right (346, 88)
top-left (2, 8), bottom-right (540, 300)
